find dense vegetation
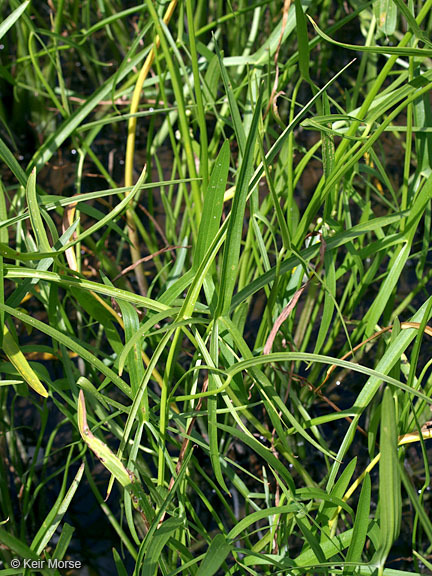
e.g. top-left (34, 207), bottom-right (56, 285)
top-left (0, 1), bottom-right (432, 574)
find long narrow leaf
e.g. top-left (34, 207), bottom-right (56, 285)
top-left (2, 323), bottom-right (48, 397)
top-left (0, 1), bottom-right (30, 40)
top-left (376, 388), bottom-right (401, 570)
top-left (217, 92), bottom-right (262, 316)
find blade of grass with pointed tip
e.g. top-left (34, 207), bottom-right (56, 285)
top-left (26, 168), bottom-right (52, 253)
top-left (318, 457), bottom-right (357, 524)
top-left (113, 548), bottom-right (129, 576)
top-left (346, 473), bottom-right (371, 565)
top-left (116, 300), bottom-right (145, 398)
top-left (193, 140), bottom-right (230, 270)
top-left (31, 463), bottom-right (84, 555)
top-left (113, 548), bottom-right (128, 576)
top-left (293, 529), bottom-right (353, 567)
top-left (217, 92), bottom-right (262, 317)
top-left (52, 523), bottom-right (75, 561)
top-left (214, 43), bottom-right (246, 157)
top-left (296, 515), bottom-right (326, 565)
top-left (2, 323), bottom-right (48, 397)
top-left (0, 179), bottom-right (7, 346)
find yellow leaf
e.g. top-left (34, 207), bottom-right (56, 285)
top-left (2, 323), bottom-right (48, 397)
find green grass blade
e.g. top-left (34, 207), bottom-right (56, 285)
top-left (346, 473), bottom-right (371, 564)
top-left (52, 523), bottom-right (75, 561)
top-left (228, 504), bottom-right (298, 541)
top-left (26, 168), bottom-right (52, 253)
top-left (196, 534), bottom-right (231, 576)
top-left (295, 0), bottom-right (312, 85)
top-left (226, 352), bottom-right (432, 404)
top-left (217, 91), bottom-right (262, 317)
top-left (0, 1), bottom-right (30, 40)
top-left (28, 48), bottom-right (150, 171)
top-left (112, 548), bottom-right (129, 576)
top-left (0, 179), bottom-right (7, 345)
top-left (0, 136), bottom-right (28, 187)
top-left (0, 303), bottom-right (130, 397)
top-left (308, 16), bottom-right (432, 56)
top-left (193, 140), bottom-right (230, 270)
top-left (390, 0), bottom-right (431, 45)
top-left (376, 387), bottom-right (401, 572)
top-left (362, 243), bottom-right (410, 338)
top-left (31, 463), bottom-right (84, 555)
top-left (215, 42), bottom-right (246, 157)
top-left (293, 529), bottom-right (353, 567)
top-left (318, 457), bottom-right (357, 524)
top-left (232, 211), bottom-right (406, 309)
top-left (218, 423), bottom-right (295, 492)
top-left (4, 267), bottom-right (170, 313)
top-left (328, 296), bottom-right (432, 490)
top-left (0, 527), bottom-right (53, 576)
top-left (374, 0), bottom-right (397, 36)
top-left (141, 518), bottom-right (183, 576)
top-left (400, 461), bottom-right (432, 544)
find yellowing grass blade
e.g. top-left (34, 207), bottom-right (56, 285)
top-left (77, 390), bottom-right (152, 527)
top-left (2, 323), bottom-right (48, 397)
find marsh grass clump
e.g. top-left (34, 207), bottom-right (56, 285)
top-left (0, 1), bottom-right (432, 574)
